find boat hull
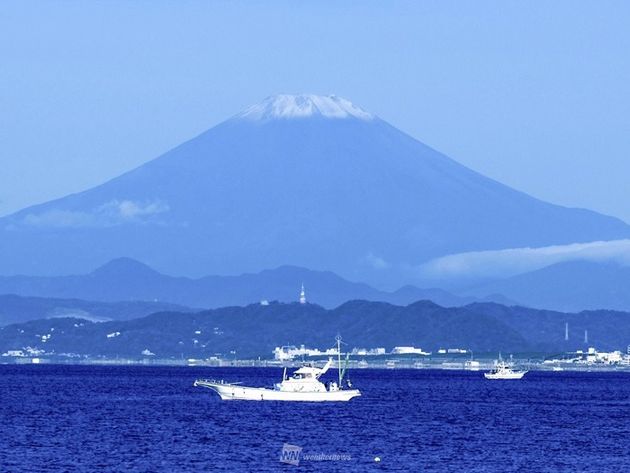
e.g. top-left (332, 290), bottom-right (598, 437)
top-left (484, 371), bottom-right (527, 380)
top-left (194, 380), bottom-right (361, 402)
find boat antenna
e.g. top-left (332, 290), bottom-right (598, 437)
top-left (340, 351), bottom-right (350, 384)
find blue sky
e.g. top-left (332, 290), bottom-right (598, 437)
top-left (1, 1), bottom-right (629, 220)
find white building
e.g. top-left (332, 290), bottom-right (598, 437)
top-left (273, 344), bottom-right (343, 360)
top-left (392, 346), bottom-right (430, 356)
top-left (351, 347), bottom-right (386, 356)
top-left (274, 345), bottom-right (319, 361)
top-left (447, 348), bottom-right (468, 354)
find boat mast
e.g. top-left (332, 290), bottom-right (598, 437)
top-left (337, 336), bottom-right (342, 386)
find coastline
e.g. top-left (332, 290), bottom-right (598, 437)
top-left (4, 356), bottom-right (630, 373)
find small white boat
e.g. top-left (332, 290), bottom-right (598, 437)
top-left (194, 337), bottom-right (361, 402)
top-left (484, 359), bottom-right (527, 380)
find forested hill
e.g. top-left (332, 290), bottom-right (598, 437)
top-left (2, 300), bottom-right (629, 358)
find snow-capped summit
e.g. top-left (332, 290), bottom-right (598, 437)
top-left (235, 94), bottom-right (374, 121)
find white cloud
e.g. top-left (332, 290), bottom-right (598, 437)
top-left (98, 199), bottom-right (169, 220)
top-left (364, 252), bottom-right (390, 270)
top-left (21, 199), bottom-right (169, 228)
top-left (417, 239), bottom-right (630, 280)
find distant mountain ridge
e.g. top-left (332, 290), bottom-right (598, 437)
top-left (1, 94), bottom-right (628, 287)
top-left (5, 257), bottom-right (630, 316)
top-left (0, 257), bottom-right (497, 312)
top-left (3, 300), bottom-right (630, 358)
top-left (466, 261), bottom-right (630, 312)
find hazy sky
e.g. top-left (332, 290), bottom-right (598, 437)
top-left (1, 1), bottom-right (629, 221)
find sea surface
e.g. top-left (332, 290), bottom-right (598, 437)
top-left (2, 365), bottom-right (630, 472)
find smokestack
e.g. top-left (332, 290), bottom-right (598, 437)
top-left (565, 322), bottom-right (569, 341)
top-left (584, 330), bottom-right (588, 345)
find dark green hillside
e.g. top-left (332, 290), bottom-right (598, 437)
top-left (1, 299), bottom-right (596, 358)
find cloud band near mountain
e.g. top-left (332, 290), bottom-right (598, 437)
top-left (418, 239), bottom-right (630, 280)
top-left (20, 199), bottom-right (169, 228)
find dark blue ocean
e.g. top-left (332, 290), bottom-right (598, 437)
top-left (2, 365), bottom-right (630, 472)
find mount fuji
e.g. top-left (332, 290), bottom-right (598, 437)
top-left (2, 94), bottom-right (629, 287)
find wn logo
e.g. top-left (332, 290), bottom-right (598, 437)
top-left (280, 443), bottom-right (303, 466)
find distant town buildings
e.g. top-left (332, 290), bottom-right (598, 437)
top-left (544, 347), bottom-right (630, 366)
top-left (3, 349), bottom-right (25, 357)
top-left (1, 346), bottom-right (44, 358)
top-left (272, 344), bottom-right (478, 360)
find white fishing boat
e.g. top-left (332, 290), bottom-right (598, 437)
top-left (194, 337), bottom-right (361, 402)
top-left (484, 359), bottom-right (527, 380)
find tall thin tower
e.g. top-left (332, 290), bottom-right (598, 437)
top-left (584, 329), bottom-right (588, 345)
top-left (299, 283), bottom-right (307, 304)
top-left (565, 323), bottom-right (569, 342)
